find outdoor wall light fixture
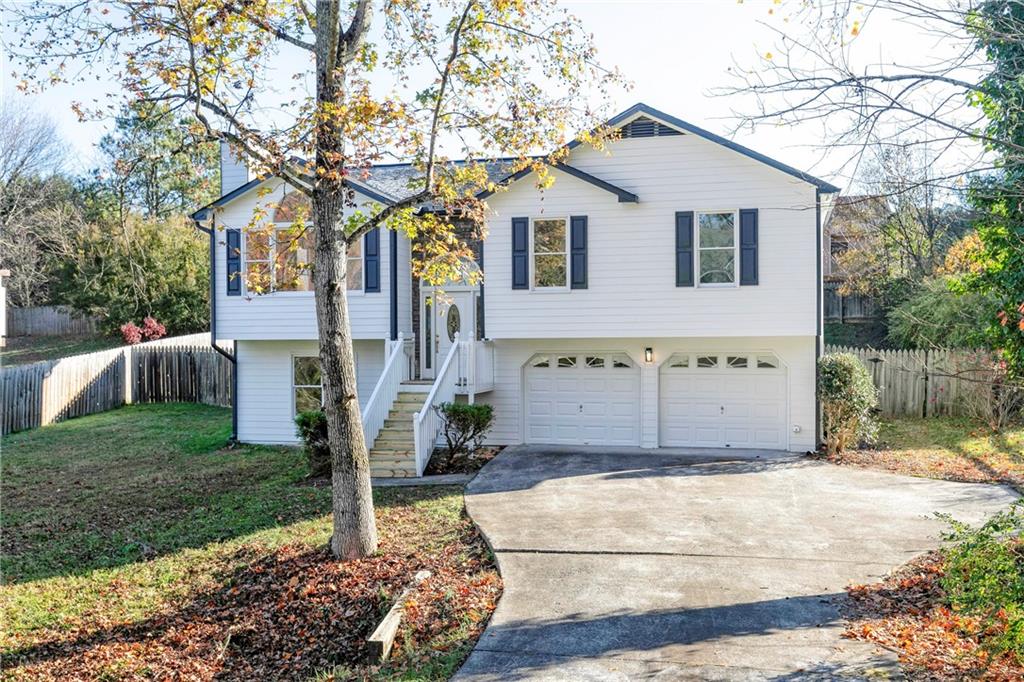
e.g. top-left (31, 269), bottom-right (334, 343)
top-left (644, 347), bottom-right (654, 363)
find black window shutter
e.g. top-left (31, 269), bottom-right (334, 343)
top-left (675, 211), bottom-right (694, 287)
top-left (226, 229), bottom-right (242, 296)
top-left (511, 217), bottom-right (529, 289)
top-left (364, 228), bottom-right (380, 292)
top-left (570, 215), bottom-right (588, 289)
top-left (739, 209), bottom-right (758, 285)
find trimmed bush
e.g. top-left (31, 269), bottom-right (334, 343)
top-left (818, 352), bottom-right (878, 456)
top-left (435, 402), bottom-right (495, 468)
top-left (294, 410), bottom-right (330, 477)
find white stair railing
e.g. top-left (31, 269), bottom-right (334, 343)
top-left (413, 332), bottom-right (461, 476)
top-left (361, 333), bottom-right (409, 450)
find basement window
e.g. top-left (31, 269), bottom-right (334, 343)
top-left (293, 356), bottom-right (323, 415)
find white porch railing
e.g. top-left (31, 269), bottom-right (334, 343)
top-left (413, 332), bottom-right (461, 476)
top-left (457, 339), bottom-right (495, 399)
top-left (361, 333), bottom-right (411, 449)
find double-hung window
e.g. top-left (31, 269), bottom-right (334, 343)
top-left (346, 238), bottom-right (363, 291)
top-left (532, 217), bottom-right (567, 288)
top-left (244, 227), bottom-right (363, 293)
top-left (292, 356), bottom-right (322, 415)
top-left (697, 211), bottom-right (737, 286)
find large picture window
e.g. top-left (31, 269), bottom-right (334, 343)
top-left (698, 212), bottom-right (736, 285)
top-left (532, 218), bottom-right (567, 288)
top-left (293, 356), bottom-right (322, 415)
top-left (244, 227), bottom-right (363, 293)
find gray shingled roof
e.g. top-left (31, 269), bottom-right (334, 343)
top-left (354, 160), bottom-right (519, 203)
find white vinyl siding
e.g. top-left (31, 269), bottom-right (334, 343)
top-left (236, 339), bottom-right (385, 444)
top-left (213, 177), bottom-right (406, 340)
top-left (471, 336), bottom-right (816, 453)
top-left (483, 133), bottom-right (819, 339)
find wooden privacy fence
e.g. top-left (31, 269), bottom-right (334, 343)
top-left (7, 306), bottom-right (99, 336)
top-left (824, 283), bottom-right (877, 322)
top-left (1, 336), bottom-right (233, 435)
top-left (826, 345), bottom-right (995, 418)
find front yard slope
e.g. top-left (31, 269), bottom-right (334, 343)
top-left (1, 403), bottom-right (500, 680)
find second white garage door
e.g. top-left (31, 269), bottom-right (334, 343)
top-left (660, 352), bottom-right (788, 450)
top-left (524, 352), bottom-right (640, 446)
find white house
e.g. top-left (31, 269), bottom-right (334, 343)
top-left (191, 104), bottom-right (839, 476)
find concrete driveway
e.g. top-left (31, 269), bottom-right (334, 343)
top-left (456, 446), bottom-right (1018, 681)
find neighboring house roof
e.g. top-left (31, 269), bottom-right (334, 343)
top-left (191, 102), bottom-right (838, 219)
top-left (824, 195), bottom-right (889, 238)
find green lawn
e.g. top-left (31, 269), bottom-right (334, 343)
top-left (1, 404), bottom-right (499, 680)
top-left (836, 416), bottom-right (1024, 488)
top-left (0, 334), bottom-right (123, 366)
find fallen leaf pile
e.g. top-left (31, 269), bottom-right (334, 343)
top-left (844, 553), bottom-right (1023, 680)
top-left (5, 509), bottom-right (501, 681)
top-left (831, 448), bottom-right (1024, 490)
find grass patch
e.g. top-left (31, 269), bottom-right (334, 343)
top-left (830, 416), bottom-right (1024, 489)
top-left (1, 404), bottom-right (500, 680)
top-left (0, 334), bottom-right (122, 366)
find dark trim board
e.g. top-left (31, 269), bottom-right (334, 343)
top-left (477, 162), bottom-right (638, 203)
top-left (814, 188), bottom-right (823, 451)
top-left (193, 215), bottom-right (238, 441)
top-left (191, 174), bottom-right (396, 221)
top-left (389, 229), bottom-right (399, 340)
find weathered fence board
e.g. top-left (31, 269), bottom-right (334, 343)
top-left (7, 306), bottom-right (99, 336)
top-left (1, 335), bottom-right (233, 435)
top-left (825, 345), bottom-right (994, 418)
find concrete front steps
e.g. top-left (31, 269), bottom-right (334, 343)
top-left (368, 390), bottom-right (425, 478)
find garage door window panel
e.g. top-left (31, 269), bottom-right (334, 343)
top-left (697, 355), bottom-right (718, 368)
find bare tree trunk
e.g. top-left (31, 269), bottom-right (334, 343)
top-left (313, 0), bottom-right (378, 560)
top-left (311, 197), bottom-right (378, 560)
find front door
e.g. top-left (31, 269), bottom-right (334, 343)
top-left (423, 290), bottom-right (475, 379)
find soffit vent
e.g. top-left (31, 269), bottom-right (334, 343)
top-left (621, 116), bottom-right (683, 138)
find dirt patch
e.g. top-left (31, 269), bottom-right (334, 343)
top-left (844, 553), bottom-right (1023, 680)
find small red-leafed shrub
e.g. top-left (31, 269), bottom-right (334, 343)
top-left (120, 322), bottom-right (143, 345)
top-left (141, 316), bottom-right (167, 341)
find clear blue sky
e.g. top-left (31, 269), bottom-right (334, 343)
top-left (1, 0), bottom-right (970, 191)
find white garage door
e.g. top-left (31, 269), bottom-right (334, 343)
top-left (660, 352), bottom-right (787, 449)
top-left (525, 352), bottom-right (640, 446)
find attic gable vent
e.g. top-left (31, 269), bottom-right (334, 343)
top-left (621, 116), bottom-right (683, 139)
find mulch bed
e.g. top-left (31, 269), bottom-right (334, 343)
top-left (5, 501), bottom-right (501, 681)
top-left (424, 446), bottom-right (503, 475)
top-left (843, 553), bottom-right (1023, 681)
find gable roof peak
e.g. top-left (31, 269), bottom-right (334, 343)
top-left (587, 102), bottom-right (840, 193)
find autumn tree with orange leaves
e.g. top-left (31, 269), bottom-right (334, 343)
top-left (4, 0), bottom-right (623, 559)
